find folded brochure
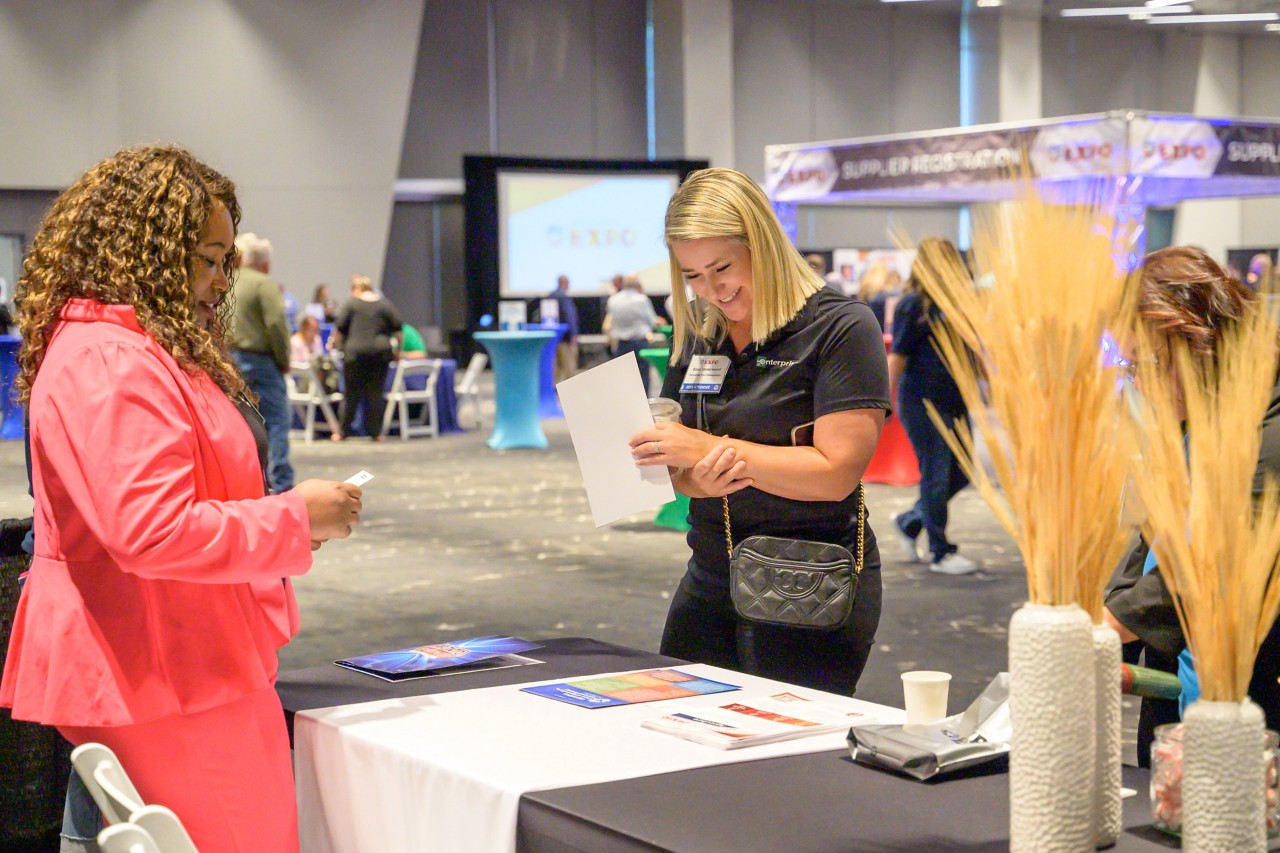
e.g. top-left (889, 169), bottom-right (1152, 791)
top-left (642, 691), bottom-right (884, 749)
top-left (521, 669), bottom-right (739, 708)
top-left (335, 635), bottom-right (543, 681)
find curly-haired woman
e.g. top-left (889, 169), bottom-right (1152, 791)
top-left (0, 145), bottom-right (363, 852)
top-left (1104, 245), bottom-right (1280, 763)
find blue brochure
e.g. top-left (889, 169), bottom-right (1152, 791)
top-left (335, 635), bottom-right (543, 681)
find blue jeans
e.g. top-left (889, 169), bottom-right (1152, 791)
top-left (896, 389), bottom-right (969, 560)
top-left (233, 351), bottom-right (294, 492)
top-left (62, 769), bottom-right (103, 848)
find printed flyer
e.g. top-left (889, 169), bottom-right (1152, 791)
top-left (335, 636), bottom-right (543, 681)
top-left (522, 669), bottom-right (740, 708)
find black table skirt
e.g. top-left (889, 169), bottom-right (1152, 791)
top-left (518, 758), bottom-right (1199, 853)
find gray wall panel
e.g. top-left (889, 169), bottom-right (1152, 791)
top-left (591, 0), bottom-right (648, 158)
top-left (400, 0), bottom-right (493, 178)
top-left (0, 0), bottom-right (424, 305)
top-left (892, 10), bottom-right (960, 133)
top-left (494, 0), bottom-right (597, 157)
top-left (734, 0), bottom-right (814, 176)
top-left (384, 202), bottom-right (435, 329)
top-left (810, 4), bottom-right (894, 140)
top-left (1042, 20), bottom-right (1163, 117)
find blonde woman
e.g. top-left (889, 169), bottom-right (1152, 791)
top-left (0, 145), bottom-right (362, 852)
top-left (629, 168), bottom-right (890, 695)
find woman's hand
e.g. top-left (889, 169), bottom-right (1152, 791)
top-left (629, 421), bottom-right (714, 470)
top-left (681, 445), bottom-right (753, 498)
top-left (295, 480), bottom-right (363, 542)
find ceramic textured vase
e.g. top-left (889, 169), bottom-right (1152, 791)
top-left (1182, 698), bottom-right (1267, 852)
top-left (1009, 603), bottom-right (1096, 852)
top-left (1092, 623), bottom-right (1122, 848)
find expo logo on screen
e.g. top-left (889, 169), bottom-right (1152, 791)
top-left (546, 226), bottom-right (638, 249)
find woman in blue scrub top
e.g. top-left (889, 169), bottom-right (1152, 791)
top-left (1104, 245), bottom-right (1280, 763)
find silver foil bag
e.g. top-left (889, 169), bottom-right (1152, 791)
top-left (848, 672), bottom-right (1011, 780)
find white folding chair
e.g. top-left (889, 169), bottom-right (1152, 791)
top-left (288, 359), bottom-right (342, 443)
top-left (381, 358), bottom-right (441, 440)
top-left (97, 824), bottom-right (161, 853)
top-left (455, 352), bottom-right (488, 429)
top-left (131, 805), bottom-right (198, 853)
top-left (71, 742), bottom-right (144, 825)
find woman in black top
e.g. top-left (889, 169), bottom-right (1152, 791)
top-left (888, 238), bottom-right (975, 575)
top-left (332, 275), bottom-right (402, 441)
top-left (629, 168), bottom-right (890, 695)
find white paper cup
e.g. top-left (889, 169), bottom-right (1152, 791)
top-left (901, 670), bottom-right (951, 725)
top-left (648, 398), bottom-right (682, 423)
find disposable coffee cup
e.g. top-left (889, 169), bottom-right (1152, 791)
top-left (648, 398), bottom-right (682, 424)
top-left (901, 670), bottom-right (951, 725)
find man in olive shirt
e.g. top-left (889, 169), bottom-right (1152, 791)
top-left (231, 233), bottom-right (294, 492)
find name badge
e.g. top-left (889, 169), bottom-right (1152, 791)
top-left (681, 355), bottom-right (730, 394)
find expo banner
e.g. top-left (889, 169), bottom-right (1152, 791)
top-left (765, 116), bottom-right (1280, 202)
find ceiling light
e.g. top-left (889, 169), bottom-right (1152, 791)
top-left (1148, 12), bottom-right (1280, 23)
top-left (976, 0), bottom-right (1002, 6)
top-left (1061, 5), bottom-right (1190, 16)
top-left (1268, 22), bottom-right (1280, 31)
top-left (1145, 0), bottom-right (1191, 7)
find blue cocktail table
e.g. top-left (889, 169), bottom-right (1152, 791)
top-left (473, 330), bottom-right (555, 449)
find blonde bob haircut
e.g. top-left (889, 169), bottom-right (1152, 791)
top-left (664, 168), bottom-right (823, 362)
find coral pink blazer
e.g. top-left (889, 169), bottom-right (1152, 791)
top-left (1, 300), bottom-right (313, 727)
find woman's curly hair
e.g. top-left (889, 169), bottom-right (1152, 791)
top-left (15, 144), bottom-right (247, 404)
top-left (1138, 245), bottom-right (1257, 360)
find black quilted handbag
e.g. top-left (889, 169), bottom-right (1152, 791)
top-left (726, 484), bottom-right (864, 632)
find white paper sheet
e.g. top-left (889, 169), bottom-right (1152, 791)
top-left (556, 353), bottom-right (674, 527)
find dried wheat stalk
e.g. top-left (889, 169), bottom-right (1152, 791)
top-left (910, 192), bottom-right (1136, 619)
top-left (1124, 300), bottom-right (1280, 701)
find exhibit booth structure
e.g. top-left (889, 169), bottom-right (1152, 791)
top-left (763, 109), bottom-right (1280, 270)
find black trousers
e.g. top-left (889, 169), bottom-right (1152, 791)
top-left (340, 351), bottom-right (389, 438)
top-left (659, 553), bottom-right (882, 696)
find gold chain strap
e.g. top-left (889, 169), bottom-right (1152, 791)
top-left (722, 481), bottom-right (865, 572)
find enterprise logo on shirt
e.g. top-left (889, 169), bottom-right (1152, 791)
top-left (756, 356), bottom-right (799, 369)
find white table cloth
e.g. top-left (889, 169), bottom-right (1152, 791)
top-left (293, 663), bottom-right (903, 853)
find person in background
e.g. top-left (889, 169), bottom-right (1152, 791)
top-left (859, 264), bottom-right (888, 331)
top-left (291, 314), bottom-right (325, 364)
top-left (307, 283), bottom-right (337, 322)
top-left (230, 232), bottom-right (295, 493)
top-left (606, 274), bottom-right (658, 387)
top-left (547, 274), bottom-right (578, 382)
top-left (1105, 245), bottom-right (1280, 761)
top-left (399, 322), bottom-right (427, 359)
top-left (804, 252), bottom-right (848, 297)
top-left (889, 238), bottom-right (976, 575)
top-left (331, 275), bottom-right (402, 442)
top-left (870, 269), bottom-right (904, 334)
top-left (629, 167), bottom-right (890, 695)
top-left (1247, 252), bottom-right (1274, 291)
top-left (0, 144), bottom-right (362, 853)
top-left (281, 285), bottom-right (299, 331)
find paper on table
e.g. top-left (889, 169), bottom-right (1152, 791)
top-left (557, 352), bottom-right (675, 527)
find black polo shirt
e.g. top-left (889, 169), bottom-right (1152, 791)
top-left (660, 289), bottom-right (891, 580)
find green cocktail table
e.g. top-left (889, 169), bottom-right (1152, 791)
top-left (639, 347), bottom-right (691, 532)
